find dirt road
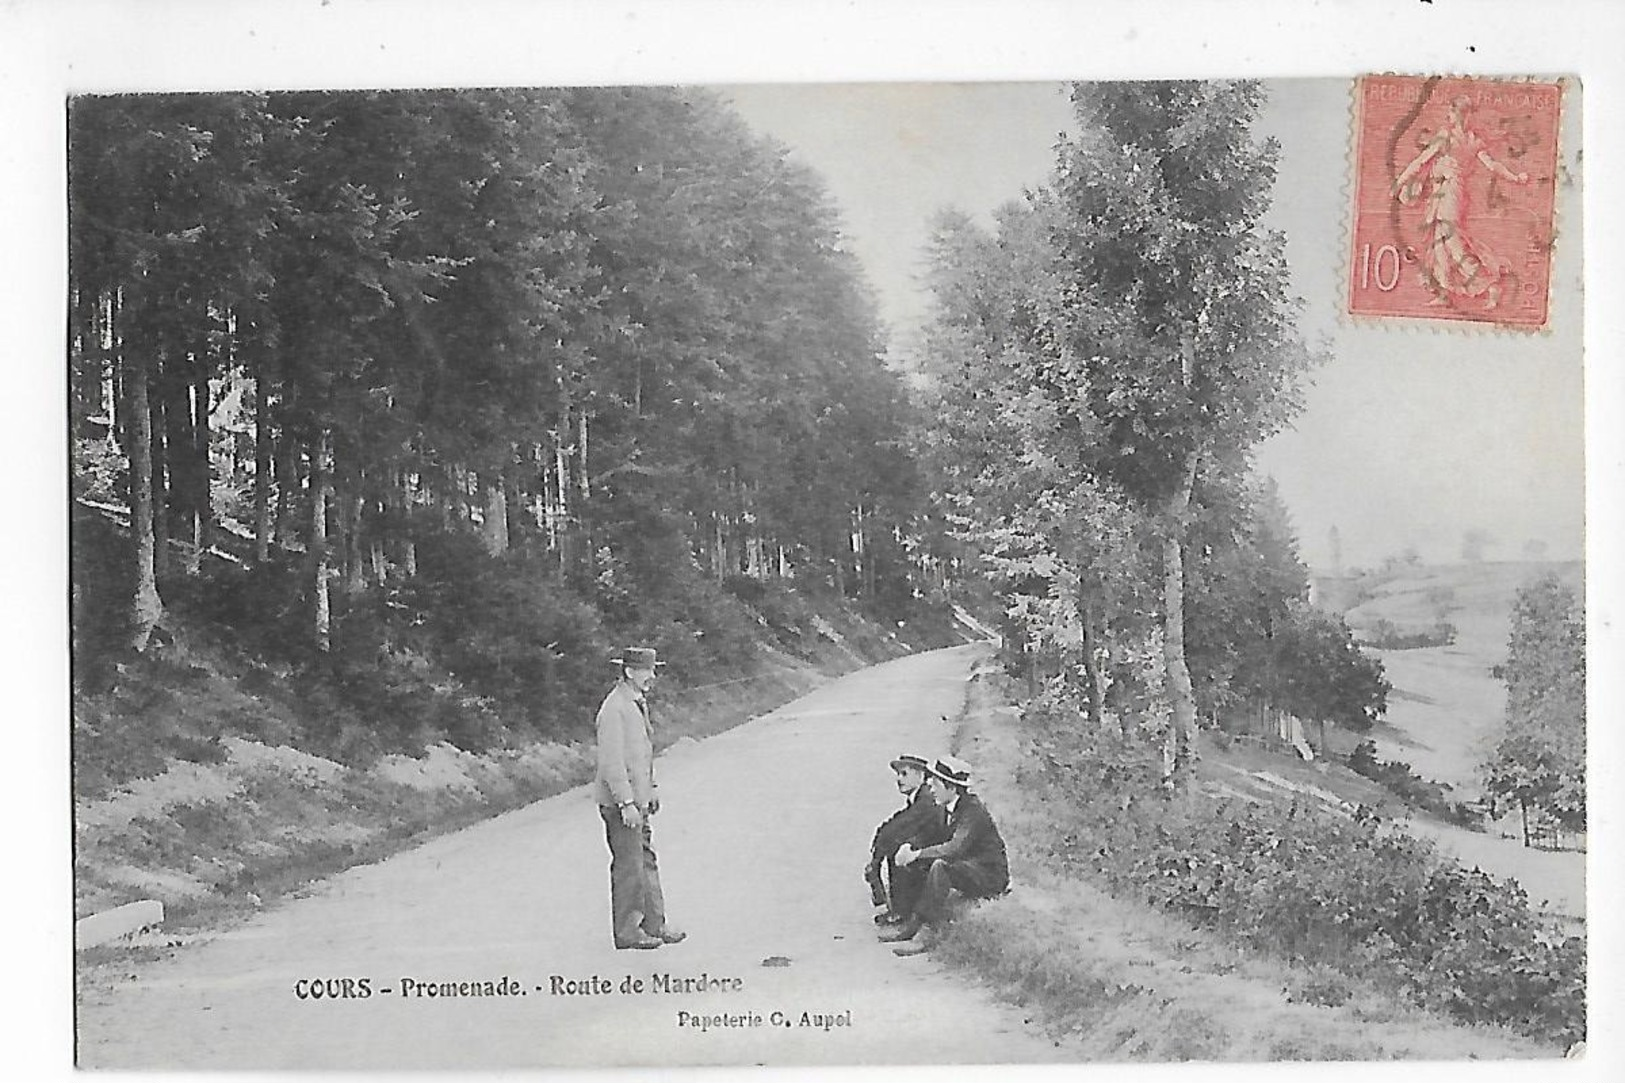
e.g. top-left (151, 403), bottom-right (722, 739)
top-left (77, 644), bottom-right (1074, 1069)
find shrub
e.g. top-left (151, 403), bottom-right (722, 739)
top-left (1023, 688), bottom-right (1583, 1046)
top-left (1360, 618), bottom-right (1457, 650)
top-left (1347, 740), bottom-right (1483, 828)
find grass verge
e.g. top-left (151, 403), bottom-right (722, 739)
top-left (919, 659), bottom-right (1561, 1061)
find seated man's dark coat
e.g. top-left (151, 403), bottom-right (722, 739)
top-left (912, 789), bottom-right (1008, 897)
top-left (866, 785), bottom-right (946, 906)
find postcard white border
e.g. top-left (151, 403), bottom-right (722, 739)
top-left (5, 2), bottom-right (1621, 1082)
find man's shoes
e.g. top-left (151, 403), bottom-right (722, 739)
top-left (655, 926), bottom-right (687, 944)
top-left (615, 933), bottom-right (662, 950)
top-left (873, 911), bottom-right (904, 926)
top-left (876, 921), bottom-right (920, 943)
top-left (891, 940), bottom-right (929, 957)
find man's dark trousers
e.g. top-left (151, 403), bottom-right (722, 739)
top-left (915, 857), bottom-right (1004, 923)
top-left (600, 805), bottom-right (666, 942)
top-left (886, 856), bottom-right (928, 917)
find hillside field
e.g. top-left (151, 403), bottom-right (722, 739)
top-left (1319, 560), bottom-right (1583, 796)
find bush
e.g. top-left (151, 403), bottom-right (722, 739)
top-left (403, 534), bottom-right (613, 737)
top-left (1023, 689), bottom-right (1584, 1046)
top-left (1347, 741), bottom-right (1483, 828)
top-left (1360, 618), bottom-right (1456, 650)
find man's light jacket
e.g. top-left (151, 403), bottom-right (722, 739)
top-left (594, 681), bottom-right (656, 808)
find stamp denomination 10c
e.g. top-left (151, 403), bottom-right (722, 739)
top-left (1348, 75), bottom-right (1563, 330)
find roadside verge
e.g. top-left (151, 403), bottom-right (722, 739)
top-left (919, 660), bottom-right (1558, 1061)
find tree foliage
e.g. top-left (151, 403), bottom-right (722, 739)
top-left (1484, 574), bottom-right (1585, 836)
top-left (914, 81), bottom-right (1369, 779)
top-left (69, 88), bottom-right (942, 748)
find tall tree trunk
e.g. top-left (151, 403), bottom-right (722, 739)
top-left (148, 375), bottom-right (172, 577)
top-left (504, 455), bottom-right (528, 551)
top-left (161, 355), bottom-right (197, 567)
top-left (481, 471), bottom-right (509, 556)
top-left (185, 509), bottom-right (203, 576)
top-left (577, 412), bottom-right (590, 502)
top-left (310, 429), bottom-right (332, 653)
top-left (69, 285), bottom-right (101, 441)
top-left (394, 468), bottom-right (417, 577)
top-left (553, 419), bottom-right (571, 569)
top-left (861, 510), bottom-right (877, 601)
top-left (712, 511), bottom-right (726, 582)
top-left (1079, 595), bottom-right (1105, 729)
top-left (189, 346), bottom-right (212, 554)
top-left (1162, 447), bottom-right (1200, 779)
top-left (253, 373), bottom-right (272, 563)
top-left (125, 358), bottom-right (164, 651)
top-left (341, 477), bottom-right (366, 594)
top-left (576, 417), bottom-right (592, 578)
top-left (331, 469), bottom-right (350, 588)
top-left (274, 382), bottom-right (300, 550)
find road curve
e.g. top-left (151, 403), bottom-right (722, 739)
top-left (78, 644), bottom-right (1072, 1069)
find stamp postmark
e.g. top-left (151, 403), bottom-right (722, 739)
top-left (1348, 75), bottom-right (1563, 330)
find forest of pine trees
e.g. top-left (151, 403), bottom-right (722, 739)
top-left (70, 88), bottom-right (952, 761)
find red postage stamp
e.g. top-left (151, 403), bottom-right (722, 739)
top-left (1348, 75), bottom-right (1563, 329)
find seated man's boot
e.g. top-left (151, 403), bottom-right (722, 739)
top-left (876, 919), bottom-right (921, 943)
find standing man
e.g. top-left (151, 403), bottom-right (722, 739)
top-left (879, 755), bottom-right (1009, 955)
top-left (595, 646), bottom-right (685, 950)
top-left (865, 753), bottom-right (946, 925)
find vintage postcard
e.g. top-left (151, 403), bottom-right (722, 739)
top-left (63, 72), bottom-right (1588, 1071)
top-left (11, 2), bottom-right (1615, 1081)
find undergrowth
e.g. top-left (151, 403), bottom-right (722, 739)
top-left (1021, 686), bottom-right (1584, 1047)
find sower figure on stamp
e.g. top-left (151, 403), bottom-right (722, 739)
top-left (865, 753), bottom-right (947, 927)
top-left (595, 646), bottom-right (686, 950)
top-left (879, 756), bottom-right (1009, 956)
top-left (1392, 95), bottom-right (1532, 311)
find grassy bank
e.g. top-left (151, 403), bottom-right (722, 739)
top-left (919, 660), bottom-right (1566, 1061)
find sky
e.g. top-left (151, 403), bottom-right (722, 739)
top-left (722, 79), bottom-right (1586, 573)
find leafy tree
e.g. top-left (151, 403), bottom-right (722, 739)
top-left (914, 199), bottom-right (1161, 726)
top-left (1485, 573), bottom-right (1585, 840)
top-left (1047, 81), bottom-right (1317, 774)
top-left (915, 86), bottom-right (1325, 775)
top-left (1183, 475), bottom-right (1386, 746)
top-left (1274, 608), bottom-right (1389, 752)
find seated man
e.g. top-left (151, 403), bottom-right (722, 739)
top-left (865, 753), bottom-right (946, 925)
top-left (879, 755), bottom-right (1009, 955)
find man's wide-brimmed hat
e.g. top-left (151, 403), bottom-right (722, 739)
top-left (612, 646), bottom-right (665, 670)
top-left (928, 755), bottom-right (973, 788)
top-left (889, 753), bottom-right (929, 772)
